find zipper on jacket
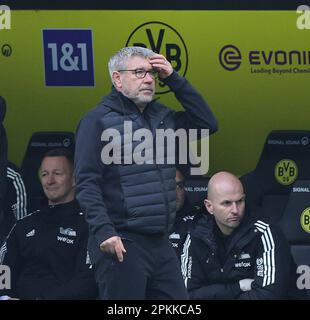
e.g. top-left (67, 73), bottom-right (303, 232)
top-left (141, 108), bottom-right (171, 232)
top-left (156, 163), bottom-right (171, 231)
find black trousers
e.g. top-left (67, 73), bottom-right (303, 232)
top-left (92, 232), bottom-right (188, 300)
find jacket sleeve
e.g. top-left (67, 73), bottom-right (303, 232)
top-left (6, 163), bottom-right (28, 221)
top-left (74, 111), bottom-right (118, 246)
top-left (163, 71), bottom-right (218, 134)
top-left (182, 235), bottom-right (240, 300)
top-left (39, 233), bottom-right (98, 300)
top-left (0, 124), bottom-right (8, 219)
top-left (237, 224), bottom-right (292, 300)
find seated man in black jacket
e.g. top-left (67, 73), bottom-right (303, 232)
top-left (0, 96), bottom-right (27, 247)
top-left (169, 168), bottom-right (203, 260)
top-left (0, 148), bottom-right (97, 300)
top-left (0, 162), bottom-right (28, 247)
top-left (182, 171), bottom-right (303, 300)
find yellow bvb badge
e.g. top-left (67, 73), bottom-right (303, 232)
top-left (300, 207), bottom-right (310, 234)
top-left (274, 159), bottom-right (298, 185)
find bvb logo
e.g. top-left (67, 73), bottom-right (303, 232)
top-left (300, 207), bottom-right (310, 234)
top-left (126, 21), bottom-right (188, 94)
top-left (274, 159), bottom-right (298, 186)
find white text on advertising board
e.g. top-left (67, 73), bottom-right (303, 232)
top-left (297, 5), bottom-right (310, 30)
top-left (0, 5), bottom-right (10, 30)
top-left (0, 265), bottom-right (11, 289)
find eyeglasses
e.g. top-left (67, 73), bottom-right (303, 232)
top-left (118, 69), bottom-right (158, 79)
top-left (176, 181), bottom-right (185, 189)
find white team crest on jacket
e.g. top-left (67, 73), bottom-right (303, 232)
top-left (239, 253), bottom-right (251, 260)
top-left (169, 232), bottom-right (181, 240)
top-left (25, 229), bottom-right (35, 237)
top-left (59, 227), bottom-right (76, 237)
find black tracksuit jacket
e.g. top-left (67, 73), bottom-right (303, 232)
top-left (0, 200), bottom-right (97, 299)
top-left (169, 200), bottom-right (203, 259)
top-left (182, 214), bottom-right (303, 300)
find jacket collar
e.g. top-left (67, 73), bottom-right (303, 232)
top-left (223, 215), bottom-right (258, 255)
top-left (43, 199), bottom-right (82, 218)
top-left (193, 214), bottom-right (218, 251)
top-left (194, 212), bottom-right (258, 255)
top-left (101, 87), bottom-right (156, 115)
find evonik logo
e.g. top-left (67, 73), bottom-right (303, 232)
top-left (0, 5), bottom-right (10, 30)
top-left (100, 121), bottom-right (209, 176)
top-left (219, 45), bottom-right (242, 71)
top-left (219, 44), bottom-right (310, 71)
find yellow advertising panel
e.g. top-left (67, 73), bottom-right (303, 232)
top-left (0, 10), bottom-right (309, 175)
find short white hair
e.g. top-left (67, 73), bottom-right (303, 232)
top-left (108, 46), bottom-right (155, 83)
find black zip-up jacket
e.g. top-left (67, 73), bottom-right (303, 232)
top-left (0, 200), bottom-right (98, 300)
top-left (169, 199), bottom-right (203, 260)
top-left (182, 214), bottom-right (303, 300)
top-left (0, 162), bottom-right (28, 247)
top-left (74, 71), bottom-right (218, 248)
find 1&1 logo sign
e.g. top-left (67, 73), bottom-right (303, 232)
top-left (126, 21), bottom-right (188, 94)
top-left (42, 29), bottom-right (95, 86)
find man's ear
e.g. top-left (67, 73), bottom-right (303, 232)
top-left (204, 199), bottom-right (213, 215)
top-left (112, 71), bottom-right (122, 91)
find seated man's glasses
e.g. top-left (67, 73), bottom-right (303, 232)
top-left (118, 69), bottom-right (158, 79)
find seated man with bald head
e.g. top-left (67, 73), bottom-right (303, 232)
top-left (182, 171), bottom-right (303, 300)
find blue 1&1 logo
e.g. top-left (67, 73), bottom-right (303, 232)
top-left (42, 29), bottom-right (95, 86)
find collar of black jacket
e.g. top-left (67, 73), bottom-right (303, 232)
top-left (193, 211), bottom-right (259, 254)
top-left (43, 199), bottom-right (82, 217)
top-left (101, 87), bottom-right (157, 116)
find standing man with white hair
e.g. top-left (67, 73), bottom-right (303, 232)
top-left (74, 46), bottom-right (218, 300)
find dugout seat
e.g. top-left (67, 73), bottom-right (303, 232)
top-left (278, 180), bottom-right (310, 299)
top-left (241, 130), bottom-right (310, 223)
top-left (184, 175), bottom-right (209, 211)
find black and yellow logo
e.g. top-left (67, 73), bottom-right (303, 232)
top-left (126, 21), bottom-right (188, 94)
top-left (274, 159), bottom-right (298, 185)
top-left (300, 208), bottom-right (310, 234)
